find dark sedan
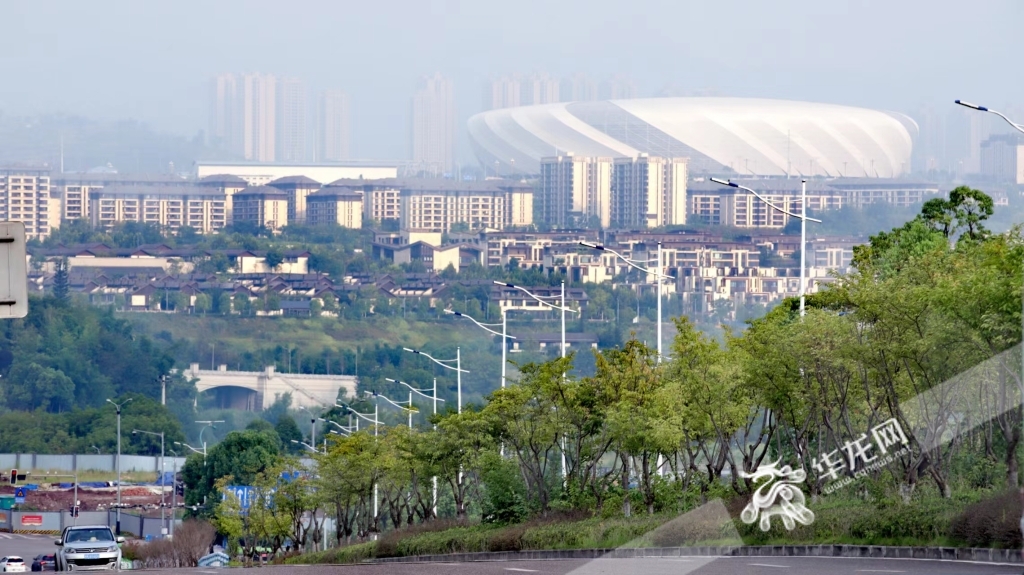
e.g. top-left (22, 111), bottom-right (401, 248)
top-left (29, 555), bottom-right (53, 572)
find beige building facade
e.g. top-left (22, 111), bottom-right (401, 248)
top-left (232, 186), bottom-right (289, 231)
top-left (0, 167), bottom-right (55, 239)
top-left (306, 187), bottom-right (364, 228)
top-left (611, 155), bottom-right (687, 228)
top-left (88, 185), bottom-right (228, 233)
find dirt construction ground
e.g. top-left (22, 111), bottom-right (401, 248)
top-left (0, 484), bottom-right (169, 515)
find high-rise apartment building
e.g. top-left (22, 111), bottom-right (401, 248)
top-left (276, 77), bottom-right (306, 163)
top-left (521, 73), bottom-right (560, 106)
top-left (242, 73), bottom-right (277, 162)
top-left (316, 90), bottom-right (351, 161)
top-left (411, 73), bottom-right (455, 174)
top-left (981, 134), bottom-right (1024, 184)
top-left (211, 73), bottom-right (279, 161)
top-left (483, 76), bottom-right (522, 110)
top-left (538, 155), bottom-right (612, 228)
top-left (610, 155), bottom-right (686, 228)
top-left (210, 74), bottom-right (241, 152)
top-left (560, 73), bottom-right (598, 103)
top-left (0, 167), bottom-right (55, 240)
top-left (599, 75), bottom-right (638, 100)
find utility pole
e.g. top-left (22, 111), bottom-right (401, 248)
top-left (106, 398), bottom-right (133, 536)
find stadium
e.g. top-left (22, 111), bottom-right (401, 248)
top-left (467, 97), bottom-right (917, 178)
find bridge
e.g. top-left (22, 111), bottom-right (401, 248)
top-left (183, 363), bottom-right (358, 411)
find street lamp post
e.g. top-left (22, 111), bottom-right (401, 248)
top-left (132, 429), bottom-right (165, 537)
top-left (710, 178), bottom-right (822, 316)
top-left (579, 241), bottom-right (675, 362)
top-left (195, 420), bottom-right (224, 461)
top-left (318, 418), bottom-right (354, 436)
top-left (443, 310), bottom-right (516, 389)
top-left (955, 98), bottom-right (1024, 541)
top-left (299, 407), bottom-right (320, 453)
top-left (290, 440), bottom-right (321, 454)
top-left (337, 402), bottom-right (380, 530)
top-left (403, 347), bottom-right (468, 413)
top-left (167, 449), bottom-right (178, 538)
top-left (494, 281), bottom-right (579, 480)
top-left (106, 398), bottom-right (132, 536)
top-left (386, 377), bottom-right (445, 516)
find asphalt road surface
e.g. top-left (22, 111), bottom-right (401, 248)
top-left (136, 556), bottom-right (1024, 575)
top-left (0, 532), bottom-right (58, 562)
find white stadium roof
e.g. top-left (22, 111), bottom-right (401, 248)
top-left (467, 97), bottom-right (917, 178)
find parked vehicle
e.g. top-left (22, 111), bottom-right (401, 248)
top-left (54, 526), bottom-right (123, 571)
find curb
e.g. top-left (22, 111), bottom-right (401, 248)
top-left (363, 544), bottom-right (1024, 565)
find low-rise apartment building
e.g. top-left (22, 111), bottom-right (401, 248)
top-left (232, 186), bottom-right (289, 231)
top-left (306, 186), bottom-right (364, 228)
top-left (0, 166), bottom-right (56, 240)
top-left (88, 185), bottom-right (228, 233)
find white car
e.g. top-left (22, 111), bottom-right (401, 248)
top-left (54, 526), bottom-right (123, 571)
top-left (2, 557), bottom-right (26, 573)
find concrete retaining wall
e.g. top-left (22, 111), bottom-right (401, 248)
top-left (0, 510), bottom-right (177, 537)
top-left (0, 454), bottom-right (187, 473)
top-left (368, 544), bottom-right (1024, 565)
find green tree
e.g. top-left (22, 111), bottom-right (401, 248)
top-left (265, 250), bottom-right (284, 271)
top-left (275, 415), bottom-right (303, 450)
top-left (182, 430), bottom-right (281, 516)
top-left (52, 258), bottom-right (70, 303)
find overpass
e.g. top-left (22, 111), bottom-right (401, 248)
top-left (183, 363), bottom-right (358, 411)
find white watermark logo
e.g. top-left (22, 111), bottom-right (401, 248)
top-left (739, 460), bottom-right (815, 531)
top-left (741, 418), bottom-right (911, 531)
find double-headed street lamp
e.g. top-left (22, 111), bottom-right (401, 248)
top-left (710, 177), bottom-right (822, 316)
top-left (290, 439), bottom-right (322, 454)
top-left (373, 391), bottom-right (417, 428)
top-left (386, 377), bottom-right (445, 516)
top-left (318, 417), bottom-right (353, 436)
top-left (495, 281), bottom-right (578, 480)
top-left (580, 241), bottom-right (675, 362)
top-left (444, 309), bottom-right (516, 389)
top-left (105, 397), bottom-right (132, 536)
top-left (493, 281), bottom-right (579, 362)
top-left (131, 429), bottom-right (166, 536)
top-left (337, 400), bottom-right (382, 531)
top-left (403, 347), bottom-right (468, 413)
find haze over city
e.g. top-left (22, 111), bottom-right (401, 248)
top-left (1, 0), bottom-right (1022, 163)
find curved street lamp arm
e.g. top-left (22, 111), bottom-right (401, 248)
top-left (444, 310), bottom-right (516, 339)
top-left (579, 242), bottom-right (675, 279)
top-left (403, 348), bottom-right (470, 373)
top-left (956, 100), bottom-right (1024, 134)
top-left (493, 281), bottom-right (580, 313)
top-left (710, 178), bottom-right (823, 223)
top-left (335, 403), bottom-right (380, 425)
top-left (373, 392), bottom-right (418, 413)
top-left (385, 378), bottom-right (447, 402)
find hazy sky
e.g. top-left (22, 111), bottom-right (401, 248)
top-left (1, 0), bottom-right (1021, 162)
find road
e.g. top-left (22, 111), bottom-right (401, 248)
top-left (134, 556), bottom-right (1024, 575)
top-left (0, 532), bottom-right (58, 561)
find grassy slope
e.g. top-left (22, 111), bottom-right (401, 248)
top-left (290, 494), bottom-right (989, 564)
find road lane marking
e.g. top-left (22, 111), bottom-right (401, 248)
top-left (505, 569), bottom-right (539, 573)
top-left (856, 571), bottom-right (906, 573)
top-left (748, 564), bottom-right (789, 568)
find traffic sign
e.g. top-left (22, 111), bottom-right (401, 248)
top-left (0, 222), bottom-right (27, 319)
top-left (14, 488), bottom-right (25, 504)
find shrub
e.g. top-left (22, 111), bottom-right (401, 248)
top-left (951, 489), bottom-right (1021, 548)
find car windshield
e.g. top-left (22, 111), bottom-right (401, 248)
top-left (64, 529), bottom-right (113, 543)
